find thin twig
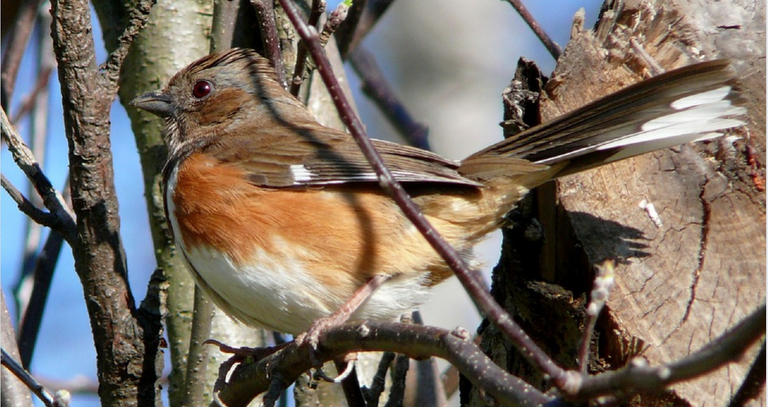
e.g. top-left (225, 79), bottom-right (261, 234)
top-left (16, 229), bottom-right (67, 368)
top-left (1, 109), bottom-right (76, 244)
top-left (15, 24), bottom-right (55, 341)
top-left (10, 67), bottom-right (53, 125)
top-left (100, 0), bottom-right (155, 88)
top-left (211, 0), bottom-right (241, 52)
top-left (341, 0), bottom-right (395, 56)
top-left (349, 47), bottom-right (430, 150)
top-left (289, 0), bottom-right (326, 96)
top-left (333, 0), bottom-right (365, 58)
top-left (362, 352), bottom-right (396, 406)
top-left (410, 310), bottom-right (447, 406)
top-left (1, 175), bottom-right (60, 229)
top-left (277, 0), bottom-right (573, 391)
top-left (2, 291), bottom-right (34, 407)
top-left (0, 0), bottom-right (45, 112)
top-left (1, 349), bottom-right (60, 407)
top-left (577, 261), bottom-right (615, 373)
top-left (728, 340), bottom-right (766, 407)
top-left (385, 353), bottom-right (409, 407)
top-left (252, 0), bottom-right (287, 88)
top-left (573, 304), bottom-right (766, 400)
top-left (503, 0), bottom-right (561, 60)
top-left (317, 2), bottom-right (349, 47)
top-left (299, 1), bottom-right (350, 75)
top-left (334, 360), bottom-right (366, 407)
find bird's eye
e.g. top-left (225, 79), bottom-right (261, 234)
top-left (192, 80), bottom-right (213, 99)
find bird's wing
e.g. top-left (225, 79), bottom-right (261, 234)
top-left (205, 125), bottom-right (485, 188)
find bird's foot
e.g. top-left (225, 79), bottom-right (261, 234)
top-left (204, 339), bottom-right (289, 392)
top-left (295, 315), bottom-right (349, 368)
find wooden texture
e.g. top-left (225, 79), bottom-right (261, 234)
top-left (537, 0), bottom-right (765, 405)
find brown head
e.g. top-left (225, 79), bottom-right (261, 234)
top-left (131, 48), bottom-right (315, 155)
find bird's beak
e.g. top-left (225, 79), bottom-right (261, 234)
top-left (131, 91), bottom-right (173, 118)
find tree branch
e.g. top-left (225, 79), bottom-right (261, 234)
top-left (1, 175), bottom-right (61, 231)
top-left (1, 292), bottom-right (34, 407)
top-left (252, 0), bottom-right (287, 88)
top-left (1, 349), bottom-right (68, 407)
top-left (100, 0), bottom-right (155, 87)
top-left (0, 109), bottom-right (76, 244)
top-left (288, 0), bottom-right (325, 96)
top-left (0, 0), bottom-right (45, 112)
top-left (216, 322), bottom-right (551, 406)
top-left (502, 0), bottom-right (561, 60)
top-left (348, 46), bottom-right (430, 150)
top-left (49, 0), bottom-right (163, 402)
top-left (571, 304), bottom-right (766, 401)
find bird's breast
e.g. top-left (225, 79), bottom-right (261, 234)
top-left (163, 152), bottom-right (443, 333)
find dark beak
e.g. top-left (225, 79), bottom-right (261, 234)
top-left (131, 91), bottom-right (173, 118)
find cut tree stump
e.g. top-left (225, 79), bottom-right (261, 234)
top-left (473, 0), bottom-right (765, 406)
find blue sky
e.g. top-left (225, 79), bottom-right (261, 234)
top-left (1, 1), bottom-right (602, 405)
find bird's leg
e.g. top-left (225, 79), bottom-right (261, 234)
top-left (298, 274), bottom-right (392, 366)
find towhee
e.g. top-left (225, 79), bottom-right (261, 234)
top-left (132, 48), bottom-right (744, 337)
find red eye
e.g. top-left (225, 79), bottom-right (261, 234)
top-left (192, 80), bottom-right (212, 99)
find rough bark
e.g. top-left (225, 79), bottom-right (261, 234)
top-left (473, 0), bottom-right (765, 406)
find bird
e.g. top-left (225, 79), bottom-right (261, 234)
top-left (131, 48), bottom-right (744, 338)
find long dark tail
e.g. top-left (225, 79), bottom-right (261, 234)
top-left (463, 60), bottom-right (745, 181)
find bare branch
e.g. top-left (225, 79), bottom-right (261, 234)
top-left (729, 340), bottom-right (766, 407)
top-left (348, 47), bottom-right (430, 150)
top-left (572, 304), bottom-right (766, 401)
top-left (334, 359), bottom-right (366, 407)
top-left (1, 175), bottom-right (61, 230)
top-left (10, 67), bottom-right (53, 125)
top-left (49, 0), bottom-right (164, 400)
top-left (216, 322), bottom-right (551, 406)
top-left (100, 0), bottom-right (156, 87)
top-left (333, 0), bottom-right (365, 58)
top-left (252, 0), bottom-right (287, 88)
top-left (502, 0), bottom-right (561, 60)
top-left (15, 222), bottom-right (67, 369)
top-left (387, 353), bottom-right (409, 406)
top-left (337, 0), bottom-right (394, 57)
top-left (577, 261), bottom-right (615, 373)
top-left (0, 109), bottom-right (76, 244)
top-left (362, 352), bottom-right (395, 405)
top-left (317, 2), bottom-right (348, 47)
top-left (0, 0), bottom-right (45, 112)
top-left (289, 0), bottom-right (326, 96)
top-left (1, 349), bottom-right (68, 407)
top-left (293, 1), bottom-right (350, 83)
top-left (1, 292), bottom-right (34, 407)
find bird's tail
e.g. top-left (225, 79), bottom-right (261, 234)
top-left (461, 60), bottom-right (745, 185)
